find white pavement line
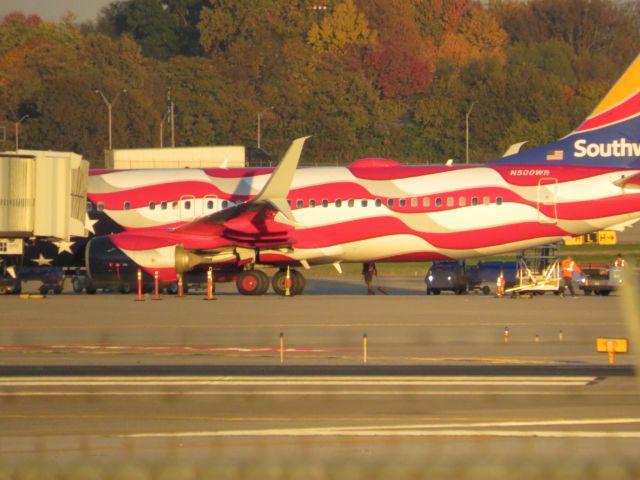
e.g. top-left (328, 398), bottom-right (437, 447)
top-left (120, 419), bottom-right (640, 439)
top-left (123, 418), bottom-right (640, 439)
top-left (125, 430), bottom-right (640, 439)
top-left (0, 376), bottom-right (598, 387)
top-left (0, 390), bottom-right (630, 397)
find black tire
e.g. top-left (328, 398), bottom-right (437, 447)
top-left (254, 270), bottom-right (269, 295)
top-left (290, 270), bottom-right (305, 295)
top-left (431, 289), bottom-right (441, 295)
top-left (482, 286), bottom-right (491, 295)
top-left (600, 290), bottom-right (611, 296)
top-left (0, 286), bottom-right (6, 295)
top-left (272, 270), bottom-right (286, 295)
top-left (272, 269), bottom-right (302, 295)
top-left (72, 277), bottom-right (84, 293)
top-left (236, 270), bottom-right (262, 295)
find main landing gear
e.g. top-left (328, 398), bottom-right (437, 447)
top-left (235, 268), bottom-right (305, 296)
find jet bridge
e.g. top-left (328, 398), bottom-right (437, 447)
top-left (0, 150), bottom-right (89, 248)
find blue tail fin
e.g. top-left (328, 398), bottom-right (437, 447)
top-left (492, 54), bottom-right (640, 167)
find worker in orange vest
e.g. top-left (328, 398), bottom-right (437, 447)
top-left (614, 253), bottom-right (625, 267)
top-left (561, 255), bottom-right (582, 297)
top-left (496, 271), bottom-right (505, 297)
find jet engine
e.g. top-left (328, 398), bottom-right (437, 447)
top-left (85, 235), bottom-right (205, 289)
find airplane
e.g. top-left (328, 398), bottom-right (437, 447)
top-left (13, 53), bottom-right (640, 295)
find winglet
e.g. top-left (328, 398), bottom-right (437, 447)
top-left (253, 136), bottom-right (311, 220)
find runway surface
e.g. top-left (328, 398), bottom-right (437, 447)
top-left (1, 276), bottom-right (639, 476)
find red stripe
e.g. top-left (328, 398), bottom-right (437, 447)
top-left (575, 90), bottom-right (640, 132)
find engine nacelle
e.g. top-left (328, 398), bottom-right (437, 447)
top-left (85, 235), bottom-right (205, 288)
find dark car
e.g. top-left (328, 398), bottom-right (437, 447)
top-left (468, 261), bottom-right (518, 295)
top-left (425, 261), bottom-right (468, 295)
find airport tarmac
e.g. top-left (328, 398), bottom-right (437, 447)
top-left (1, 275), bottom-right (639, 476)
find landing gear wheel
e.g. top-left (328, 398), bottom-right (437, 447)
top-left (290, 269), bottom-right (305, 295)
top-left (272, 270), bottom-right (286, 295)
top-left (272, 269), bottom-right (305, 295)
top-left (237, 270), bottom-right (268, 295)
top-left (72, 277), bottom-right (83, 293)
top-left (254, 270), bottom-right (269, 295)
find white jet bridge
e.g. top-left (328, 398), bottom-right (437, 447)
top-left (0, 150), bottom-right (89, 254)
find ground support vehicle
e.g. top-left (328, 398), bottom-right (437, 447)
top-left (468, 261), bottom-right (518, 295)
top-left (505, 245), bottom-right (562, 295)
top-left (425, 261), bottom-right (468, 295)
top-left (579, 264), bottom-right (623, 296)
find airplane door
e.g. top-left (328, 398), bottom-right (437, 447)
top-left (179, 195), bottom-right (197, 221)
top-left (536, 178), bottom-right (558, 224)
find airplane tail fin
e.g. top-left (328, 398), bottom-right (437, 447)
top-left (492, 54), bottom-right (640, 167)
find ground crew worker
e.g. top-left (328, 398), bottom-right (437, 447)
top-left (362, 262), bottom-right (377, 295)
top-left (561, 255), bottom-right (581, 297)
top-left (614, 253), bottom-right (625, 267)
top-left (496, 271), bottom-right (505, 297)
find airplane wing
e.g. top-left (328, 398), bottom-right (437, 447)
top-left (171, 136), bottom-right (310, 247)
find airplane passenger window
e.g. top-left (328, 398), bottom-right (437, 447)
top-left (471, 197), bottom-right (478, 206)
top-left (410, 198), bottom-right (418, 207)
top-left (399, 199), bottom-right (406, 207)
top-left (161, 201), bottom-right (168, 210)
top-left (322, 199), bottom-right (329, 208)
top-left (361, 199), bottom-right (368, 207)
top-left (335, 199), bottom-right (342, 207)
top-left (446, 197), bottom-right (454, 207)
top-left (97, 202), bottom-right (104, 212)
top-left (172, 201), bottom-right (178, 209)
top-left (375, 199), bottom-right (382, 207)
top-left (207, 200), bottom-right (214, 210)
top-left (288, 200), bottom-right (292, 207)
top-left (348, 199), bottom-right (355, 207)
top-left (483, 196), bottom-right (490, 206)
top-left (222, 200), bottom-right (229, 208)
top-left (422, 197), bottom-right (430, 207)
top-left (387, 199), bottom-right (395, 207)
top-left (123, 201), bottom-right (131, 211)
top-left (296, 199), bottom-right (304, 208)
top-left (149, 202), bottom-right (156, 210)
top-left (459, 197), bottom-right (466, 207)
top-left (435, 198), bottom-right (442, 207)
top-left (496, 197), bottom-right (503, 205)
top-left (86, 202), bottom-right (93, 213)
top-left (184, 201), bottom-right (191, 210)
top-left (310, 199), bottom-right (316, 208)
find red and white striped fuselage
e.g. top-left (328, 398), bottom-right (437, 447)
top-left (87, 159), bottom-right (640, 273)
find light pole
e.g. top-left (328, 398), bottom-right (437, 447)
top-left (465, 101), bottom-right (476, 165)
top-left (257, 106), bottom-right (273, 149)
top-left (15, 115), bottom-right (29, 150)
top-left (95, 89), bottom-right (127, 150)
